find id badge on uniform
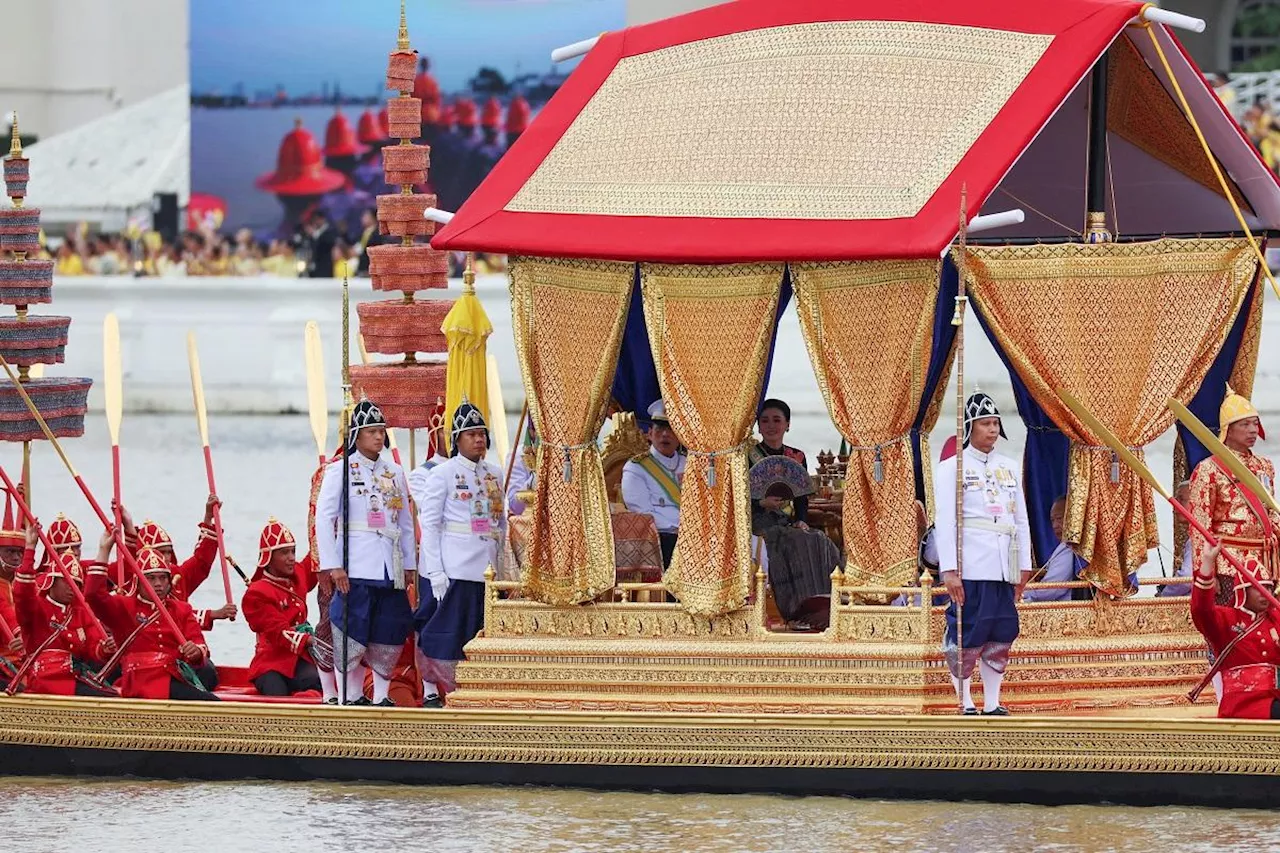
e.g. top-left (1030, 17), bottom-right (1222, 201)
top-left (367, 510), bottom-right (387, 529)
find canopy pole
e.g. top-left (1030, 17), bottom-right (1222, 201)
top-left (1085, 52), bottom-right (1112, 243)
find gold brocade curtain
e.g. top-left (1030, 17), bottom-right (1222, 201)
top-left (792, 260), bottom-right (944, 600)
top-left (510, 257), bottom-right (634, 605)
top-left (641, 263), bottom-right (783, 616)
top-left (964, 239), bottom-right (1257, 596)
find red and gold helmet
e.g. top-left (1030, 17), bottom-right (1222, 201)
top-left (137, 546), bottom-right (172, 578)
top-left (257, 517), bottom-right (296, 569)
top-left (37, 551), bottom-right (84, 593)
top-left (136, 519), bottom-right (173, 551)
top-left (46, 513), bottom-right (81, 549)
top-left (0, 488), bottom-right (22, 549)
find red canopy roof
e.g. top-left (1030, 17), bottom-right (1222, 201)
top-left (432, 0), bottom-right (1261, 262)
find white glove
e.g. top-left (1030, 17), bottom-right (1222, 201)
top-left (430, 573), bottom-right (449, 602)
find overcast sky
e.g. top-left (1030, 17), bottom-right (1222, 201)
top-left (190, 0), bottom-right (624, 96)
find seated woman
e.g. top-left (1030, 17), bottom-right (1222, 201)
top-left (749, 399), bottom-right (842, 630)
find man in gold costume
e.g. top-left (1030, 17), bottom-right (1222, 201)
top-left (1190, 387), bottom-right (1280, 603)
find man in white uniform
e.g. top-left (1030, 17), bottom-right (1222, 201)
top-left (933, 392), bottom-right (1033, 716)
top-left (406, 417), bottom-right (450, 511)
top-left (415, 398), bottom-right (505, 705)
top-left (621, 400), bottom-right (686, 568)
top-left (315, 400), bottom-right (417, 706)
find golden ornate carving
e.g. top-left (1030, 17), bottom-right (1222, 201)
top-left (601, 412), bottom-right (650, 505)
top-left (1, 696), bottom-right (1274, 776)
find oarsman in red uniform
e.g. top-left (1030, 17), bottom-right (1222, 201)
top-left (0, 489), bottom-right (26, 676)
top-left (1191, 543), bottom-right (1280, 719)
top-left (12, 523), bottom-right (116, 697)
top-left (242, 518), bottom-right (326, 697)
top-left (85, 544), bottom-right (219, 701)
top-left (126, 495), bottom-right (237, 630)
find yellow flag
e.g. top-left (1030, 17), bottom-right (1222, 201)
top-left (441, 256), bottom-right (493, 452)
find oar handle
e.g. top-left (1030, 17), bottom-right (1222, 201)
top-left (112, 444), bottom-right (127, 588)
top-left (0, 609), bottom-right (13, 644)
top-left (202, 445), bottom-right (234, 605)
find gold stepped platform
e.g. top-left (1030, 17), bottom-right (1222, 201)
top-left (449, 575), bottom-right (1213, 715)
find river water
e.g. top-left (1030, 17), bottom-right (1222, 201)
top-left (3, 777), bottom-right (1280, 852)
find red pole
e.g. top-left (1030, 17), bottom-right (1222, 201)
top-left (111, 444), bottom-right (126, 588)
top-left (0, 609), bottom-right (13, 645)
top-left (1169, 494), bottom-right (1280, 614)
top-left (201, 446), bottom-right (234, 605)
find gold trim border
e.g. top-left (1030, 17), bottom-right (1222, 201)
top-left (1, 697), bottom-right (1278, 775)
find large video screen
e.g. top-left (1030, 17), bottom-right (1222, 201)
top-left (190, 0), bottom-right (624, 240)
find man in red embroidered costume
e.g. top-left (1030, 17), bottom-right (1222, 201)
top-left (1189, 387), bottom-right (1280, 603)
top-left (1191, 544), bottom-right (1280, 719)
top-left (12, 523), bottom-right (116, 696)
top-left (129, 495), bottom-right (237, 630)
top-left (0, 489), bottom-right (26, 676)
top-left (242, 518), bottom-right (326, 697)
top-left (85, 545), bottom-right (219, 701)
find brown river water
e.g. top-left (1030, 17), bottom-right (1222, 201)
top-left (3, 778), bottom-right (1280, 852)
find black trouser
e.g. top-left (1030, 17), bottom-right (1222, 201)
top-left (253, 661), bottom-right (321, 697)
top-left (193, 660), bottom-right (219, 691)
top-left (1271, 699), bottom-right (1280, 719)
top-left (74, 680), bottom-right (117, 698)
top-left (659, 532), bottom-right (678, 569)
top-left (168, 677), bottom-right (220, 701)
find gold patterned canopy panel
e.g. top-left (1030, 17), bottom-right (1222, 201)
top-left (433, 0), bottom-right (1164, 262)
top-left (507, 22), bottom-right (1050, 222)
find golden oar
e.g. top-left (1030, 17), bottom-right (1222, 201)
top-left (103, 313), bottom-right (128, 586)
top-left (185, 331), bottom-right (234, 605)
top-left (1057, 389), bottom-right (1280, 613)
top-left (1168, 398), bottom-right (1280, 515)
top-left (304, 321), bottom-right (329, 466)
top-left (486, 353), bottom-right (509, 464)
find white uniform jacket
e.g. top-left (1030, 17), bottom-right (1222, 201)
top-left (418, 454), bottom-right (506, 583)
top-left (315, 451), bottom-right (416, 586)
top-left (933, 446), bottom-right (1033, 583)
top-left (505, 447), bottom-right (535, 516)
top-left (621, 447), bottom-right (685, 534)
top-left (407, 453), bottom-right (450, 510)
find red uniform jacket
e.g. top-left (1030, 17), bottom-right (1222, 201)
top-left (242, 555), bottom-right (316, 682)
top-left (116, 523), bottom-right (219, 630)
top-left (0, 574), bottom-right (20, 665)
top-left (1191, 576), bottom-right (1280, 719)
top-left (12, 552), bottom-right (110, 695)
top-left (85, 566), bottom-right (210, 699)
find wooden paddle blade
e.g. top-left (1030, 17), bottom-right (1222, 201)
top-left (304, 321), bottom-right (328, 459)
top-left (487, 353), bottom-right (510, 463)
top-left (1169, 398), bottom-right (1280, 513)
top-left (186, 331), bottom-right (211, 448)
top-left (1057, 388), bottom-right (1171, 500)
top-left (103, 313), bottom-right (123, 445)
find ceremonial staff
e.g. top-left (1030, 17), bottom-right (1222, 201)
top-left (0, 353), bottom-right (189, 644)
top-left (103, 313), bottom-right (128, 587)
top-left (503, 401), bottom-right (529, 496)
top-left (1058, 389), bottom-right (1280, 615)
top-left (951, 188), bottom-right (968, 682)
top-left (339, 274), bottom-right (353, 704)
top-left (185, 332), bottom-right (234, 606)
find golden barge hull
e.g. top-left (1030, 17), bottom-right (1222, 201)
top-left (1, 696), bottom-right (1277, 807)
